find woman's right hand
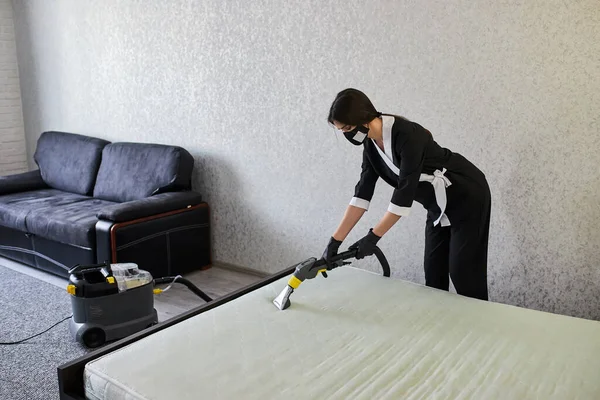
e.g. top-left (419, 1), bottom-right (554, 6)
top-left (322, 236), bottom-right (343, 269)
top-left (322, 204), bottom-right (367, 267)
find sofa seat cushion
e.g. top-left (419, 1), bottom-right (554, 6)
top-left (0, 189), bottom-right (117, 248)
top-left (0, 195), bottom-right (29, 232)
top-left (0, 189), bottom-right (86, 232)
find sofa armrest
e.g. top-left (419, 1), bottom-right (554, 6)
top-left (0, 169), bottom-right (49, 195)
top-left (96, 191), bottom-right (203, 222)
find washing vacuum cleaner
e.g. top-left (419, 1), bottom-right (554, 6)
top-left (66, 262), bottom-right (212, 348)
top-left (273, 246), bottom-right (391, 311)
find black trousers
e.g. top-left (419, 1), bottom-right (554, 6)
top-left (423, 193), bottom-right (491, 301)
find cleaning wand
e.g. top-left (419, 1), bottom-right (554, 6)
top-left (273, 247), bottom-right (390, 310)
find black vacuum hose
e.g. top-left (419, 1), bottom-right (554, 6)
top-left (312, 247), bottom-right (391, 277)
top-left (373, 247), bottom-right (391, 277)
top-left (154, 276), bottom-right (213, 302)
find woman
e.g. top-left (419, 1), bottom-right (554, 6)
top-left (322, 88), bottom-right (491, 301)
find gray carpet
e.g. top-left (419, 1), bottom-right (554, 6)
top-left (0, 265), bottom-right (90, 400)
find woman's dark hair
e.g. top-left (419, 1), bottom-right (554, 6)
top-left (327, 88), bottom-right (382, 127)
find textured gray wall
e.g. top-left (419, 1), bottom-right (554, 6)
top-left (0, 0), bottom-right (27, 176)
top-left (12, 0), bottom-right (600, 320)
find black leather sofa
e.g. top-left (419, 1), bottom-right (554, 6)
top-left (0, 131), bottom-right (211, 279)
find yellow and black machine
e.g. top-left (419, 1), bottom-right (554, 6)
top-left (67, 262), bottom-right (212, 348)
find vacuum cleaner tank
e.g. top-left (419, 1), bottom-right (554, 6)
top-left (67, 262), bottom-right (158, 348)
top-left (111, 263), bottom-right (153, 292)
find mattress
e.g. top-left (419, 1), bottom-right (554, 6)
top-left (84, 267), bottom-right (600, 400)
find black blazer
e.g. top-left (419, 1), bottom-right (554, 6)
top-left (352, 115), bottom-right (481, 222)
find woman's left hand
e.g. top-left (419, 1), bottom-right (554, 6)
top-left (349, 229), bottom-right (381, 259)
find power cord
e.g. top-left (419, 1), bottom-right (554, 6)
top-left (153, 276), bottom-right (213, 302)
top-left (0, 315), bottom-right (72, 345)
top-left (153, 275), bottom-right (182, 294)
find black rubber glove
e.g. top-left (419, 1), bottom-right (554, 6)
top-left (322, 236), bottom-right (342, 269)
top-left (349, 229), bottom-right (381, 259)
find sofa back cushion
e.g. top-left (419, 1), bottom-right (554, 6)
top-left (33, 131), bottom-right (110, 196)
top-left (92, 142), bottom-right (194, 203)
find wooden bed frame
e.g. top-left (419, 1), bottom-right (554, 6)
top-left (57, 265), bottom-right (296, 400)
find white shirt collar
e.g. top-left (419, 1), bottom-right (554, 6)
top-left (381, 115), bottom-right (394, 161)
top-left (372, 115), bottom-right (399, 175)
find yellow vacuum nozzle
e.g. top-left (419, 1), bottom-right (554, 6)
top-left (273, 285), bottom-right (293, 310)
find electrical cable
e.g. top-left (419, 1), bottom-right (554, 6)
top-left (0, 315), bottom-right (72, 345)
top-left (158, 275), bottom-right (182, 292)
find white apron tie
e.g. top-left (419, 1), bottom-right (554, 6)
top-left (419, 168), bottom-right (452, 227)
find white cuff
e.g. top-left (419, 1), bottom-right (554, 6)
top-left (387, 203), bottom-right (411, 216)
top-left (350, 197), bottom-right (370, 210)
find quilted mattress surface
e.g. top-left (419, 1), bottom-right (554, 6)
top-left (84, 267), bottom-right (600, 399)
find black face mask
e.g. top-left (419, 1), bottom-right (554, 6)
top-left (343, 125), bottom-right (369, 146)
